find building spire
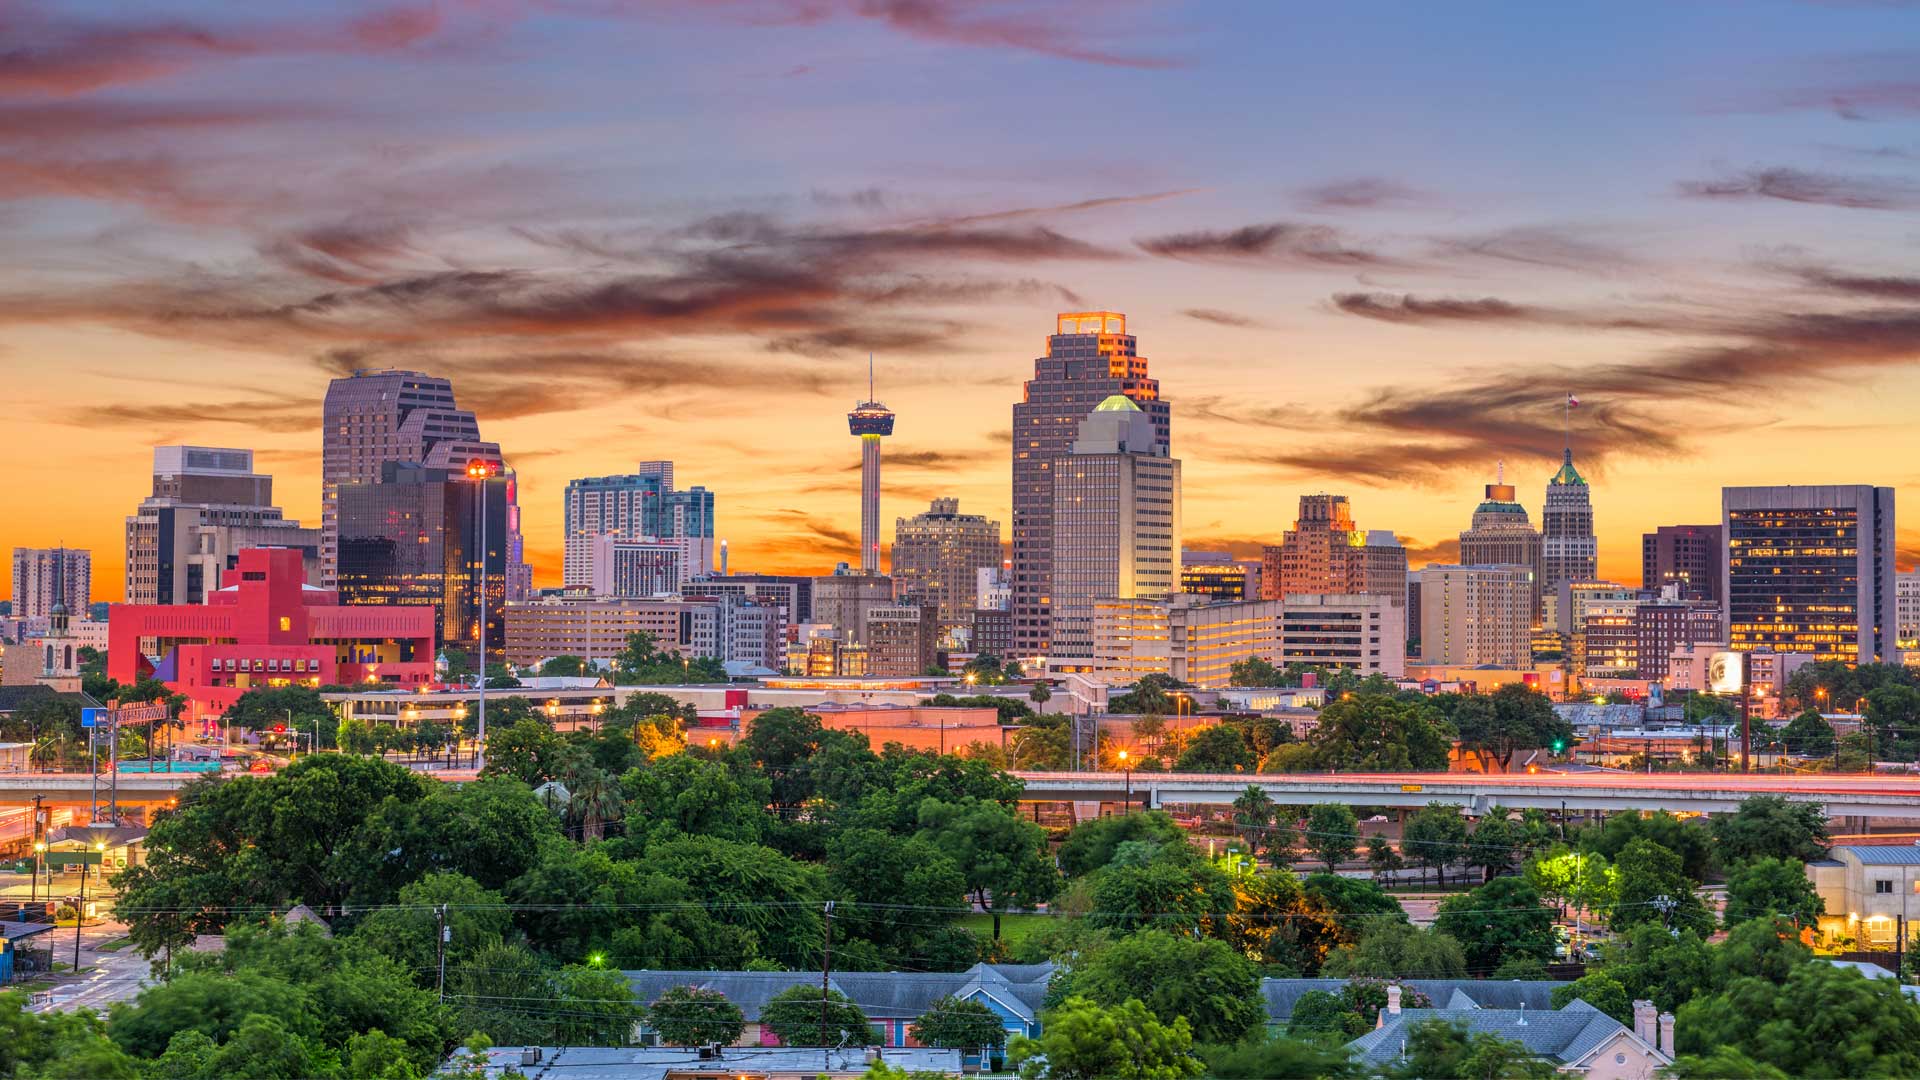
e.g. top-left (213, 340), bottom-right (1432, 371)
top-left (868, 352), bottom-right (874, 402)
top-left (1496, 459), bottom-right (1504, 485)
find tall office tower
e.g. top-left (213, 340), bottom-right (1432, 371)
top-left (1048, 395), bottom-right (1181, 663)
top-left (321, 369), bottom-right (527, 593)
top-left (848, 359), bottom-right (896, 573)
top-left (1012, 311), bottom-right (1169, 657)
top-left (126, 447), bottom-right (321, 606)
top-left (563, 466), bottom-right (716, 585)
top-left (891, 498), bottom-right (1002, 631)
top-left (1642, 524), bottom-right (1724, 603)
top-left (11, 547), bottom-right (90, 620)
top-left (812, 564), bottom-right (895, 646)
top-left (1259, 495), bottom-right (1407, 601)
top-left (336, 462), bottom-right (510, 661)
top-left (1898, 571), bottom-right (1920, 658)
top-left (1419, 564), bottom-right (1535, 668)
top-left (1541, 448), bottom-right (1598, 606)
top-left (1458, 468), bottom-right (1544, 620)
top-left (1723, 485), bottom-right (1897, 663)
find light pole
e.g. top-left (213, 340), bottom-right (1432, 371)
top-left (465, 460), bottom-right (496, 771)
top-left (31, 840), bottom-right (45, 907)
top-left (1117, 749), bottom-right (1131, 815)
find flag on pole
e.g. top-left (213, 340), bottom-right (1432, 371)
top-left (1567, 394), bottom-right (1580, 408)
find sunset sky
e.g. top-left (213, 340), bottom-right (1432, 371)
top-left (7, 0), bottom-right (1920, 600)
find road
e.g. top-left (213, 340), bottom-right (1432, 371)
top-left (25, 920), bottom-right (153, 1014)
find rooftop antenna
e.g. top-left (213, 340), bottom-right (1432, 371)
top-left (867, 352), bottom-right (874, 402)
top-left (1496, 460), bottom-right (1504, 485)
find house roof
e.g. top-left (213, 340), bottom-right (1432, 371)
top-left (0, 685), bottom-right (101, 714)
top-left (1348, 999), bottom-right (1662, 1068)
top-left (1, 920), bottom-right (58, 942)
top-left (624, 964), bottom-right (1053, 1023)
top-left (1260, 979), bottom-right (1564, 1020)
top-left (456, 1045), bottom-right (962, 1080)
top-left (1837, 845), bottom-right (1920, 865)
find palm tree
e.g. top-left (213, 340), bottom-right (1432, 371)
top-left (1029, 683), bottom-right (1052, 708)
top-left (567, 765), bottom-right (625, 842)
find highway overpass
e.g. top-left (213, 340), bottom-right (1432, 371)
top-left (0, 770), bottom-right (211, 811)
top-left (1011, 770), bottom-right (1920, 819)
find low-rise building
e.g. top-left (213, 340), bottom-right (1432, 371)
top-left (1348, 995), bottom-right (1673, 1080)
top-left (1092, 593), bottom-right (1403, 689)
top-left (504, 597), bottom-right (702, 666)
top-left (1809, 845), bottom-right (1920, 950)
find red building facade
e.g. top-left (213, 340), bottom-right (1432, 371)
top-left (109, 547), bottom-right (435, 717)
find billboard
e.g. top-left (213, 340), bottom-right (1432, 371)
top-left (1709, 651), bottom-right (1746, 696)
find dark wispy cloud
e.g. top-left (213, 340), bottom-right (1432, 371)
top-left (259, 221), bottom-right (423, 286)
top-left (1678, 166), bottom-right (1920, 210)
top-left (1429, 226), bottom-right (1640, 275)
top-left (1332, 293), bottom-right (1540, 324)
top-left (1296, 177), bottom-right (1427, 212)
top-left (937, 188), bottom-right (1201, 226)
top-left (1784, 264), bottom-right (1920, 302)
top-left (760, 509), bottom-right (859, 552)
top-left (788, 0), bottom-right (1184, 70)
top-left (1180, 307), bottom-right (1266, 328)
top-left (1401, 536), bottom-right (1461, 565)
top-left (1180, 536), bottom-right (1267, 560)
top-left (63, 394), bottom-right (319, 434)
top-left (1136, 221), bottom-right (1402, 268)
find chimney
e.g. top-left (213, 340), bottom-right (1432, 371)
top-left (1658, 1012), bottom-right (1675, 1054)
top-left (1387, 985), bottom-right (1402, 1015)
top-left (1632, 1000), bottom-right (1657, 1048)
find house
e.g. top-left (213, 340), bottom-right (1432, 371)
top-left (449, 1045), bottom-right (962, 1080)
top-left (1807, 845), bottom-right (1920, 949)
top-left (625, 963), bottom-right (1050, 1051)
top-left (1260, 978), bottom-right (1562, 1028)
top-left (1347, 990), bottom-right (1673, 1080)
top-left (1, 920), bottom-right (58, 984)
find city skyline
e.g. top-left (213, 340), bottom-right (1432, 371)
top-left (9, 1), bottom-right (1920, 597)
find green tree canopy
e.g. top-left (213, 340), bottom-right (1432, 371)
top-left (760, 986), bottom-right (873, 1047)
top-left (1008, 996), bottom-right (1202, 1080)
top-left (1579, 809), bottom-right (1713, 882)
top-left (1610, 838), bottom-right (1713, 936)
top-left (1723, 856), bottom-right (1826, 928)
top-left (1779, 709), bottom-right (1837, 758)
top-left (1172, 724), bottom-right (1256, 773)
top-left (1305, 694), bottom-right (1454, 772)
top-left (1320, 920), bottom-right (1468, 980)
top-left (1677, 961), bottom-right (1920, 1077)
top-left (1710, 796), bottom-right (1831, 865)
top-left (909, 996), bottom-right (1008, 1049)
top-left (1393, 1017), bottom-right (1557, 1080)
top-left (1402, 802), bottom-right (1469, 888)
top-left (1451, 684), bottom-right (1574, 772)
top-left (1304, 803), bottom-right (1360, 871)
top-left (648, 986), bottom-right (747, 1047)
top-left (1433, 877), bottom-right (1556, 976)
top-left (1072, 929), bottom-right (1264, 1045)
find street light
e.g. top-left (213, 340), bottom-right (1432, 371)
top-left (1117, 749), bottom-right (1132, 815)
top-left (30, 840), bottom-right (45, 906)
top-left (464, 459), bottom-right (497, 771)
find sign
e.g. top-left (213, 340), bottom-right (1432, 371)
top-left (1708, 651), bottom-right (1746, 696)
top-left (1400, 784), bottom-right (1424, 793)
top-left (113, 703), bottom-right (170, 724)
top-left (80, 708), bottom-right (103, 729)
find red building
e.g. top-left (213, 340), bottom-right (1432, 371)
top-left (109, 547), bottom-right (435, 718)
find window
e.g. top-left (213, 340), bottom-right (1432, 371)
top-left (1877, 879), bottom-right (1895, 894)
top-left (279, 617), bottom-right (292, 631)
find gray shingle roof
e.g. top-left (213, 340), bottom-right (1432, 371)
top-left (623, 963), bottom-right (1052, 1022)
top-left (1260, 978), bottom-right (1563, 1021)
top-left (1838, 845), bottom-right (1920, 865)
top-left (1348, 999), bottom-right (1654, 1068)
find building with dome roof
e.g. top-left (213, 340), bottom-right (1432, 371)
top-left (1047, 394), bottom-right (1180, 665)
top-left (1458, 466), bottom-right (1544, 621)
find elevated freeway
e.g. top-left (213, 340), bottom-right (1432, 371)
top-left (1011, 770), bottom-right (1920, 819)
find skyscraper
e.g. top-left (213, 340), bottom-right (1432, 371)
top-left (1048, 395), bottom-right (1182, 663)
top-left (1419, 564), bottom-right (1535, 668)
top-left (10, 547), bottom-right (90, 620)
top-left (1642, 524), bottom-right (1723, 603)
top-left (891, 498), bottom-right (1002, 631)
top-left (848, 359), bottom-right (896, 574)
top-left (126, 447), bottom-right (320, 606)
top-left (1012, 311), bottom-right (1168, 657)
top-left (1458, 467), bottom-right (1544, 619)
top-left (562, 466), bottom-right (716, 586)
top-left (1260, 495), bottom-right (1405, 602)
top-left (336, 462), bottom-right (510, 661)
top-left (1723, 485), bottom-right (1896, 663)
top-left (1541, 448), bottom-right (1598, 605)
top-left (321, 369), bottom-right (528, 594)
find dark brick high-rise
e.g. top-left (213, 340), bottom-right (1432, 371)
top-left (1011, 312), bottom-right (1168, 659)
top-left (1641, 524), bottom-right (1723, 603)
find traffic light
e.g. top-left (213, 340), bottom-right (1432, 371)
top-left (272, 723), bottom-right (287, 734)
top-left (1550, 739), bottom-right (1566, 754)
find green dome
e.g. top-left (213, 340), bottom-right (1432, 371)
top-left (1550, 449), bottom-right (1586, 486)
top-left (1474, 500), bottom-right (1528, 515)
top-left (1093, 394), bottom-right (1142, 412)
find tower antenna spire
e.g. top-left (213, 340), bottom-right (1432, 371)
top-left (868, 352), bottom-right (874, 402)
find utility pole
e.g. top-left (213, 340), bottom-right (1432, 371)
top-left (819, 900), bottom-right (835, 1067)
top-left (436, 904), bottom-right (449, 1003)
top-left (73, 857), bottom-right (89, 972)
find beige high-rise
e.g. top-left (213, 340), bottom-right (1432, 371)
top-left (891, 498), bottom-right (1002, 632)
top-left (1419, 564), bottom-right (1535, 668)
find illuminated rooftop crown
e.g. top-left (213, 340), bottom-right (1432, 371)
top-left (848, 353), bottom-right (895, 436)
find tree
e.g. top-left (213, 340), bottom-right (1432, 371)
top-left (1304, 803), bottom-right (1359, 872)
top-left (1229, 787), bottom-right (1278, 860)
top-left (1029, 683), bottom-right (1052, 708)
top-left (1433, 877), bottom-right (1556, 976)
top-left (1402, 802), bottom-right (1469, 888)
top-left (761, 985), bottom-right (873, 1047)
top-left (1366, 833), bottom-right (1403, 882)
top-left (1173, 724), bottom-right (1255, 773)
top-left (540, 655), bottom-right (589, 677)
top-left (1610, 838), bottom-right (1713, 936)
top-left (1779, 709), bottom-right (1836, 759)
top-left (1676, 961), bottom-right (1920, 1077)
top-left (553, 964), bottom-right (645, 1047)
top-left (1450, 684), bottom-right (1573, 773)
top-left (1464, 810), bottom-right (1524, 882)
top-left (1579, 810), bottom-right (1712, 883)
top-left (1007, 996), bottom-right (1202, 1080)
top-left (1710, 796), bottom-right (1831, 865)
top-left (349, 873), bottom-right (513, 986)
top-left (1866, 684), bottom-right (1920, 761)
top-left (1723, 857), bottom-right (1825, 928)
top-left (1086, 851), bottom-right (1237, 936)
top-left (481, 717), bottom-right (568, 785)
top-left (1665, 1047), bottom-right (1791, 1079)
top-left (1523, 846), bottom-right (1615, 923)
top-left (910, 996), bottom-right (1008, 1050)
top-left (1200, 1034), bottom-right (1365, 1079)
top-left (200, 1014), bottom-right (321, 1080)
top-left (345, 1030), bottom-right (425, 1080)
top-left (916, 797), bottom-right (1058, 924)
top-left (1305, 694), bottom-right (1454, 772)
top-left (1396, 1017), bottom-right (1557, 1080)
top-left (1072, 929), bottom-right (1264, 1045)
top-left (613, 631), bottom-right (726, 684)
top-left (1549, 972), bottom-right (1631, 1024)
top-left (1285, 989), bottom-right (1349, 1036)
top-left (1321, 921), bottom-right (1468, 980)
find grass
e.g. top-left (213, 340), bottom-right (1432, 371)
top-left (96, 938), bottom-right (132, 952)
top-left (959, 912), bottom-right (1055, 948)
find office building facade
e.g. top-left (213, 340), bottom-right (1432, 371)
top-left (589, 535), bottom-right (683, 598)
top-left (1011, 311), bottom-right (1169, 656)
top-left (1633, 597), bottom-right (1723, 679)
top-left (322, 369), bottom-right (528, 595)
top-left (10, 547), bottom-right (90, 621)
top-left (866, 603), bottom-right (939, 677)
top-left (1419, 564), bottom-right (1535, 668)
top-left (1458, 472), bottom-right (1544, 620)
top-left (890, 498), bottom-right (1002, 630)
top-left (1048, 395), bottom-right (1181, 662)
top-left (504, 597), bottom-right (704, 666)
top-left (562, 467), bottom-right (716, 586)
top-left (1642, 524), bottom-right (1724, 603)
top-left (1260, 496), bottom-right (1407, 602)
top-left (1093, 593), bottom-right (1404, 689)
top-left (1898, 571), bottom-right (1920, 660)
top-left (813, 567), bottom-right (895, 646)
top-left (681, 573), bottom-right (812, 625)
top-left (335, 462), bottom-right (510, 661)
top-left (126, 447), bottom-right (321, 606)
top-left (1723, 485), bottom-right (1897, 663)
top-left (1541, 449), bottom-right (1598, 606)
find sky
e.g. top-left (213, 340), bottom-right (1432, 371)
top-left (6, 0), bottom-right (1920, 599)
